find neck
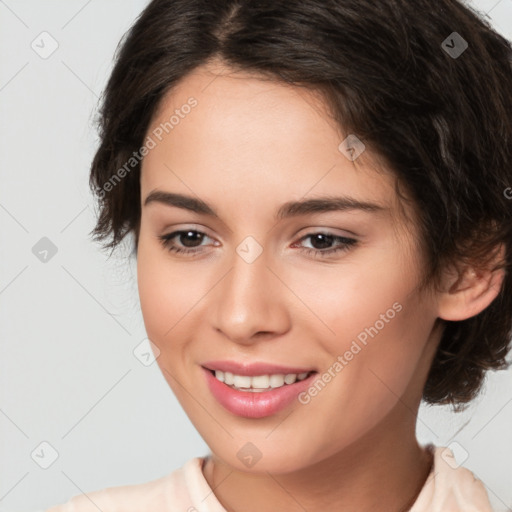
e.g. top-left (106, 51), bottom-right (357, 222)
top-left (202, 405), bottom-right (434, 512)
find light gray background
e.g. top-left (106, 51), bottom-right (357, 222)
top-left (1, 1), bottom-right (511, 511)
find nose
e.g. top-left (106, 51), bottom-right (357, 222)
top-left (211, 246), bottom-right (291, 345)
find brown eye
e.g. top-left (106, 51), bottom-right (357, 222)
top-left (159, 230), bottom-right (211, 254)
top-left (292, 232), bottom-right (357, 258)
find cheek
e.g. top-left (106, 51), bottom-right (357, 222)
top-left (136, 241), bottom-right (200, 400)
top-left (291, 240), bottom-right (432, 398)
top-left (137, 238), bottom-right (194, 343)
top-left (316, 285), bottom-right (433, 424)
top-left (281, 238), bottom-right (421, 342)
top-left (359, 289), bottom-right (435, 390)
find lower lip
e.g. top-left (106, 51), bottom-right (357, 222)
top-left (202, 367), bottom-right (317, 419)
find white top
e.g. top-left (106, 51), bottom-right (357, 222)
top-left (44, 444), bottom-right (493, 512)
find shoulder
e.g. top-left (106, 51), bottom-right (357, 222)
top-left (44, 457), bottom-right (206, 512)
top-left (411, 444), bottom-right (494, 512)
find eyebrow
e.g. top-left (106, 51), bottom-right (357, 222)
top-left (143, 190), bottom-right (387, 220)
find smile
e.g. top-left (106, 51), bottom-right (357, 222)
top-left (201, 365), bottom-right (319, 418)
top-left (212, 369), bottom-right (313, 392)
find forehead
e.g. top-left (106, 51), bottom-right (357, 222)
top-left (141, 60), bottom-right (404, 221)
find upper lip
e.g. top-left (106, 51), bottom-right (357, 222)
top-left (202, 360), bottom-right (317, 376)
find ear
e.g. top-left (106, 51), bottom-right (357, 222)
top-left (437, 244), bottom-right (506, 321)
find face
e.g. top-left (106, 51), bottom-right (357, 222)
top-left (137, 59), bottom-right (441, 473)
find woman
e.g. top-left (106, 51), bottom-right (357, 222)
top-left (46, 0), bottom-right (512, 510)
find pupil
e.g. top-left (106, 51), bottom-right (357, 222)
top-left (181, 231), bottom-right (203, 247)
top-left (311, 233), bottom-right (333, 249)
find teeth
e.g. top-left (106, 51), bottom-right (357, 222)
top-left (284, 373), bottom-right (297, 385)
top-left (233, 375), bottom-right (252, 388)
top-left (213, 370), bottom-right (311, 390)
top-left (269, 374), bottom-right (284, 388)
top-left (252, 375), bottom-right (270, 388)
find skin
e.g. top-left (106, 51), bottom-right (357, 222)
top-left (136, 58), bottom-right (505, 512)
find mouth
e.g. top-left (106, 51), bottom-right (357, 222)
top-left (201, 363), bottom-right (319, 418)
top-left (203, 367), bottom-right (316, 392)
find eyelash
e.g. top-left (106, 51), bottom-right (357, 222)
top-left (158, 230), bottom-right (357, 258)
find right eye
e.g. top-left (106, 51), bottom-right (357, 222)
top-left (158, 229), bottom-right (215, 255)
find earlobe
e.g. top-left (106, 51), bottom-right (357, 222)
top-left (437, 247), bottom-right (506, 322)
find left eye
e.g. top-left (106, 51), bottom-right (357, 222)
top-left (292, 232), bottom-right (357, 257)
top-left (158, 230), bottom-right (357, 258)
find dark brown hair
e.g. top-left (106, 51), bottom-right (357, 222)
top-left (89, 0), bottom-right (512, 409)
